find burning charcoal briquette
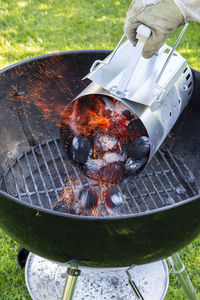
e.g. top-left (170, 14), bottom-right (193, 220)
top-left (99, 161), bottom-right (126, 184)
top-left (94, 135), bottom-right (117, 151)
top-left (103, 152), bottom-right (126, 163)
top-left (118, 136), bottom-right (130, 154)
top-left (128, 136), bottom-right (150, 160)
top-left (79, 187), bottom-right (98, 209)
top-left (128, 118), bottom-right (147, 139)
top-left (125, 157), bottom-right (147, 173)
top-left (84, 158), bottom-right (104, 180)
top-left (70, 135), bottom-right (92, 164)
top-left (105, 188), bottom-right (124, 215)
top-left (122, 109), bottom-right (136, 120)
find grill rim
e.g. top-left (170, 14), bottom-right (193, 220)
top-left (0, 49), bottom-right (112, 76)
top-left (1, 188), bottom-right (199, 221)
top-left (0, 50), bottom-right (199, 220)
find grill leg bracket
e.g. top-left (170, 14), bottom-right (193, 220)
top-left (126, 265), bottom-right (145, 300)
top-left (168, 253), bottom-right (199, 300)
top-left (62, 264), bottom-right (81, 300)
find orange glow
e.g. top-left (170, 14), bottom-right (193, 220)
top-left (61, 95), bottom-right (133, 139)
top-left (57, 180), bottom-right (107, 217)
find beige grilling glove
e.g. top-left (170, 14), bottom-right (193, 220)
top-left (124, 0), bottom-right (200, 59)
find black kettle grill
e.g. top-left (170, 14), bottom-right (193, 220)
top-left (0, 50), bottom-right (200, 269)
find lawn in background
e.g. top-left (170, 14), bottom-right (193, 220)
top-left (0, 0), bottom-right (200, 299)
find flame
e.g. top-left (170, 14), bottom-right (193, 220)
top-left (61, 94), bottom-right (133, 140)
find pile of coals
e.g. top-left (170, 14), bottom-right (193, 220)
top-left (60, 94), bottom-right (150, 185)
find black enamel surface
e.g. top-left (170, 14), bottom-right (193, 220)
top-left (0, 50), bottom-right (200, 267)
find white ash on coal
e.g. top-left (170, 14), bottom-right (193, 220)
top-left (103, 152), bottom-right (126, 163)
top-left (105, 187), bottom-right (124, 215)
top-left (84, 158), bottom-right (104, 180)
top-left (125, 157), bottom-right (147, 174)
top-left (94, 135), bottom-right (117, 151)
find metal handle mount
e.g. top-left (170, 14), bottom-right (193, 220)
top-left (90, 24), bottom-right (151, 75)
top-left (153, 23), bottom-right (189, 104)
top-left (90, 34), bottom-right (126, 73)
top-left (112, 24), bottom-right (151, 98)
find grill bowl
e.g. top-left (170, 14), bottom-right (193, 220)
top-left (0, 50), bottom-right (200, 267)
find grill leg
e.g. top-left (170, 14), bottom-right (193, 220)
top-left (62, 264), bottom-right (81, 300)
top-left (126, 266), bottom-right (145, 300)
top-left (168, 253), bottom-right (199, 300)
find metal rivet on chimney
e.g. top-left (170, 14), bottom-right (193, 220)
top-left (182, 85), bottom-right (188, 91)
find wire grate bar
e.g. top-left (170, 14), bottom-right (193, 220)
top-left (144, 169), bottom-right (166, 206)
top-left (136, 174), bottom-right (158, 209)
top-left (53, 139), bottom-right (83, 190)
top-left (165, 149), bottom-right (197, 195)
top-left (9, 165), bottom-right (22, 200)
top-left (153, 153), bottom-right (183, 202)
top-left (31, 147), bottom-right (53, 209)
top-left (148, 159), bottom-right (173, 201)
top-left (124, 180), bottom-right (141, 212)
top-left (158, 150), bottom-right (190, 199)
top-left (53, 139), bottom-right (79, 197)
top-left (17, 157), bottom-right (33, 205)
top-left (129, 187), bottom-right (175, 200)
top-left (38, 144), bottom-right (59, 201)
top-left (117, 185), bottom-right (132, 213)
top-left (0, 139), bottom-right (198, 216)
top-left (46, 141), bottom-right (66, 189)
top-left (2, 175), bottom-right (9, 194)
top-left (130, 178), bottom-right (150, 211)
top-left (18, 185), bottom-right (175, 200)
top-left (24, 152), bottom-right (44, 208)
top-left (138, 169), bottom-right (171, 178)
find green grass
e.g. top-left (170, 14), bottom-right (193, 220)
top-left (0, 0), bottom-right (200, 299)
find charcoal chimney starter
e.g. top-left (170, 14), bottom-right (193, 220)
top-left (70, 24), bottom-right (193, 172)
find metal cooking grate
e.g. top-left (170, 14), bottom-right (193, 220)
top-left (0, 139), bottom-right (198, 216)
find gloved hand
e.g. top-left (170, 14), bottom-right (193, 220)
top-left (124, 0), bottom-right (185, 58)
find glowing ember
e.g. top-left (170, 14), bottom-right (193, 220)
top-left (60, 94), bottom-right (149, 185)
